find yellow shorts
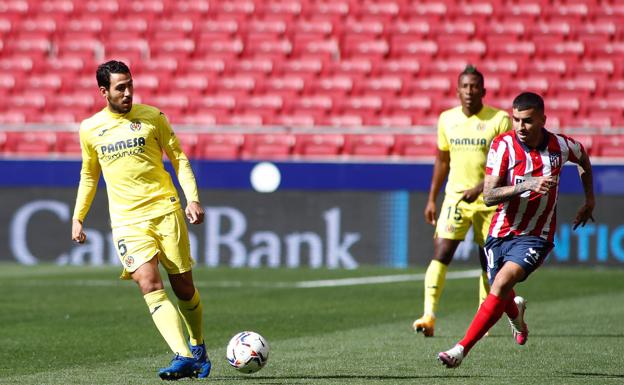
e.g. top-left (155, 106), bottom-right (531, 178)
top-left (112, 209), bottom-right (194, 280)
top-left (434, 196), bottom-right (495, 246)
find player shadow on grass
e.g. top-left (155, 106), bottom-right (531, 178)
top-left (483, 333), bottom-right (624, 338)
top-left (212, 374), bottom-right (481, 381)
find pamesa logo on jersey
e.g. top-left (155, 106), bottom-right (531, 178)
top-left (449, 137), bottom-right (488, 147)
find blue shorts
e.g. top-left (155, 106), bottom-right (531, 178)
top-left (483, 235), bottom-right (554, 286)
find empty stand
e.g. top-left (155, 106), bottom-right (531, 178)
top-left (0, 0), bottom-right (621, 161)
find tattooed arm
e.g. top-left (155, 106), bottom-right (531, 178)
top-left (483, 174), bottom-right (557, 207)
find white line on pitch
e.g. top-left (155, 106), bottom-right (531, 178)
top-left (293, 269), bottom-right (482, 288)
top-left (11, 269), bottom-right (482, 289)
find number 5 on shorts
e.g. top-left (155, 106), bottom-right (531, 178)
top-left (117, 239), bottom-right (127, 256)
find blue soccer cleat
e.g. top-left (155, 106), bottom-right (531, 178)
top-left (190, 341), bottom-right (212, 379)
top-left (158, 354), bottom-right (200, 381)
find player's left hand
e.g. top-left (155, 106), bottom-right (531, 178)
top-left (573, 202), bottom-right (595, 230)
top-left (460, 186), bottom-right (481, 203)
top-left (185, 201), bottom-right (205, 225)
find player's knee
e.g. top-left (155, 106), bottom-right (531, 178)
top-left (136, 279), bottom-right (164, 295)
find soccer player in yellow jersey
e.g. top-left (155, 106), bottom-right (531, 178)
top-left (413, 65), bottom-right (512, 337)
top-left (71, 61), bottom-right (210, 380)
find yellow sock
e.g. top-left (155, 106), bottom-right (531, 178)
top-left (478, 272), bottom-right (490, 307)
top-left (423, 260), bottom-right (447, 317)
top-left (177, 289), bottom-right (204, 346)
top-left (144, 289), bottom-right (193, 358)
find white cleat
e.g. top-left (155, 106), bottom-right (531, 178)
top-left (508, 296), bottom-right (528, 345)
top-left (438, 345), bottom-right (464, 368)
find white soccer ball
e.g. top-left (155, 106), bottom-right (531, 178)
top-left (226, 331), bottom-right (270, 374)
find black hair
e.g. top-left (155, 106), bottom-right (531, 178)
top-left (96, 60), bottom-right (131, 90)
top-left (458, 64), bottom-right (484, 87)
top-left (512, 92), bottom-right (544, 112)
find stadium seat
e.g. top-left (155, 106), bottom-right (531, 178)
top-left (273, 57), bottom-right (324, 75)
top-left (343, 134), bottom-right (395, 157)
top-left (196, 132), bottom-right (244, 159)
top-left (355, 76), bottom-right (403, 96)
top-left (260, 75), bottom-right (307, 96)
top-left (241, 133), bottom-right (295, 159)
top-left (384, 95), bottom-right (432, 115)
top-left (335, 95), bottom-right (383, 115)
top-left (230, 57), bottom-right (274, 75)
top-left (327, 58), bottom-right (373, 77)
top-left (172, 131), bottom-right (199, 158)
top-left (596, 135), bottom-right (624, 158)
top-left (194, 18), bottom-right (239, 34)
top-left (293, 133), bottom-right (344, 158)
top-left (375, 58), bottom-right (420, 76)
top-left (387, 17), bottom-right (430, 37)
top-left (404, 1), bottom-right (447, 19)
top-left (245, 35), bottom-right (293, 57)
top-left (0, 55), bottom-right (34, 73)
top-left (488, 40), bottom-right (535, 59)
top-left (56, 131), bottom-right (82, 156)
top-left (196, 35), bottom-right (244, 57)
top-left (270, 113), bottom-right (316, 127)
top-left (369, 114), bottom-right (413, 128)
top-left (390, 36), bottom-right (438, 58)
top-left (393, 134), bottom-right (438, 158)
top-left (292, 36), bottom-right (340, 60)
top-left (4, 131), bottom-right (56, 155)
top-left (343, 36), bottom-right (390, 60)
top-left (290, 18), bottom-right (334, 37)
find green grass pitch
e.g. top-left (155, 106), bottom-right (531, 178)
top-left (0, 263), bottom-right (623, 384)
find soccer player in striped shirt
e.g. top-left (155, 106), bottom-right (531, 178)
top-left (71, 61), bottom-right (210, 380)
top-left (438, 92), bottom-right (595, 368)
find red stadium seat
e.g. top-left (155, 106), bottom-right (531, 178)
top-left (343, 36), bottom-right (390, 59)
top-left (375, 58), bottom-right (421, 76)
top-left (292, 36), bottom-right (340, 60)
top-left (404, 1), bottom-right (447, 19)
top-left (270, 114), bottom-right (316, 127)
top-left (596, 135), bottom-right (624, 158)
top-left (528, 58), bottom-right (569, 77)
top-left (4, 131), bottom-right (56, 155)
top-left (437, 40), bottom-right (486, 60)
top-left (393, 134), bottom-right (438, 158)
top-left (431, 20), bottom-right (476, 37)
top-left (343, 134), bottom-right (395, 157)
top-left (489, 41), bottom-right (535, 59)
top-left (291, 18), bottom-right (335, 37)
top-left (322, 114), bottom-right (363, 128)
top-left (195, 18), bottom-right (239, 35)
top-left (335, 95), bottom-right (383, 114)
top-left (293, 133), bottom-right (344, 158)
top-left (196, 133), bottom-right (244, 159)
top-left (390, 36), bottom-right (438, 58)
top-left (404, 76), bottom-right (452, 95)
top-left (369, 114), bottom-right (413, 128)
top-left (241, 133), bottom-right (295, 159)
top-left (245, 35), bottom-right (293, 57)
top-left (384, 95), bottom-right (432, 115)
top-left (387, 17), bottom-right (430, 37)
top-left (239, 94), bottom-right (284, 114)
top-left (327, 58), bottom-right (373, 76)
top-left (355, 76), bottom-right (403, 96)
top-left (240, 18), bottom-right (288, 36)
top-left (173, 131), bottom-right (199, 158)
top-left (343, 17), bottom-right (385, 36)
top-left (196, 35), bottom-right (244, 57)
top-left (274, 57), bottom-right (324, 75)
top-left (356, 1), bottom-right (401, 17)
top-left (258, 1), bottom-right (303, 17)
top-left (56, 131), bottom-right (82, 156)
top-left (0, 55), bottom-right (34, 73)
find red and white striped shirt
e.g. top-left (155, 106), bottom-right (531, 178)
top-left (485, 129), bottom-right (585, 242)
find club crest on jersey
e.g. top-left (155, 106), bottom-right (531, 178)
top-left (124, 256), bottom-right (134, 267)
top-left (129, 120), bottom-right (142, 132)
top-left (549, 153), bottom-right (561, 169)
top-left (476, 121), bottom-right (486, 131)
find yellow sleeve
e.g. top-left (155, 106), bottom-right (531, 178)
top-left (156, 113), bottom-right (200, 204)
top-left (73, 126), bottom-right (101, 221)
top-left (497, 112), bottom-right (512, 135)
top-left (437, 113), bottom-right (449, 151)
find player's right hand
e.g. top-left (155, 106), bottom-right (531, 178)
top-left (71, 219), bottom-right (87, 244)
top-left (424, 201), bottom-right (437, 226)
top-left (528, 176), bottom-right (557, 195)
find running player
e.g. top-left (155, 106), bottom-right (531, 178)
top-left (71, 60), bottom-right (211, 380)
top-left (438, 92), bottom-right (595, 368)
top-left (413, 65), bottom-right (512, 336)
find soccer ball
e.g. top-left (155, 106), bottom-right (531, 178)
top-left (226, 331), bottom-right (270, 374)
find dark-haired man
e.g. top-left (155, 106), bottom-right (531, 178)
top-left (71, 60), bottom-right (211, 380)
top-left (438, 92), bottom-right (595, 368)
top-left (413, 65), bottom-right (511, 337)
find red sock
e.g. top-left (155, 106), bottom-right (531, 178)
top-left (504, 290), bottom-right (518, 319)
top-left (459, 293), bottom-right (506, 354)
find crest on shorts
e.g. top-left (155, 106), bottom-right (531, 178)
top-left (125, 256), bottom-right (134, 267)
top-left (549, 152), bottom-right (561, 169)
top-left (445, 224), bottom-right (455, 233)
top-left (129, 120), bottom-right (142, 132)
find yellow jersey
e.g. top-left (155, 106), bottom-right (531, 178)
top-left (73, 104), bottom-right (200, 228)
top-left (437, 105), bottom-right (511, 209)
